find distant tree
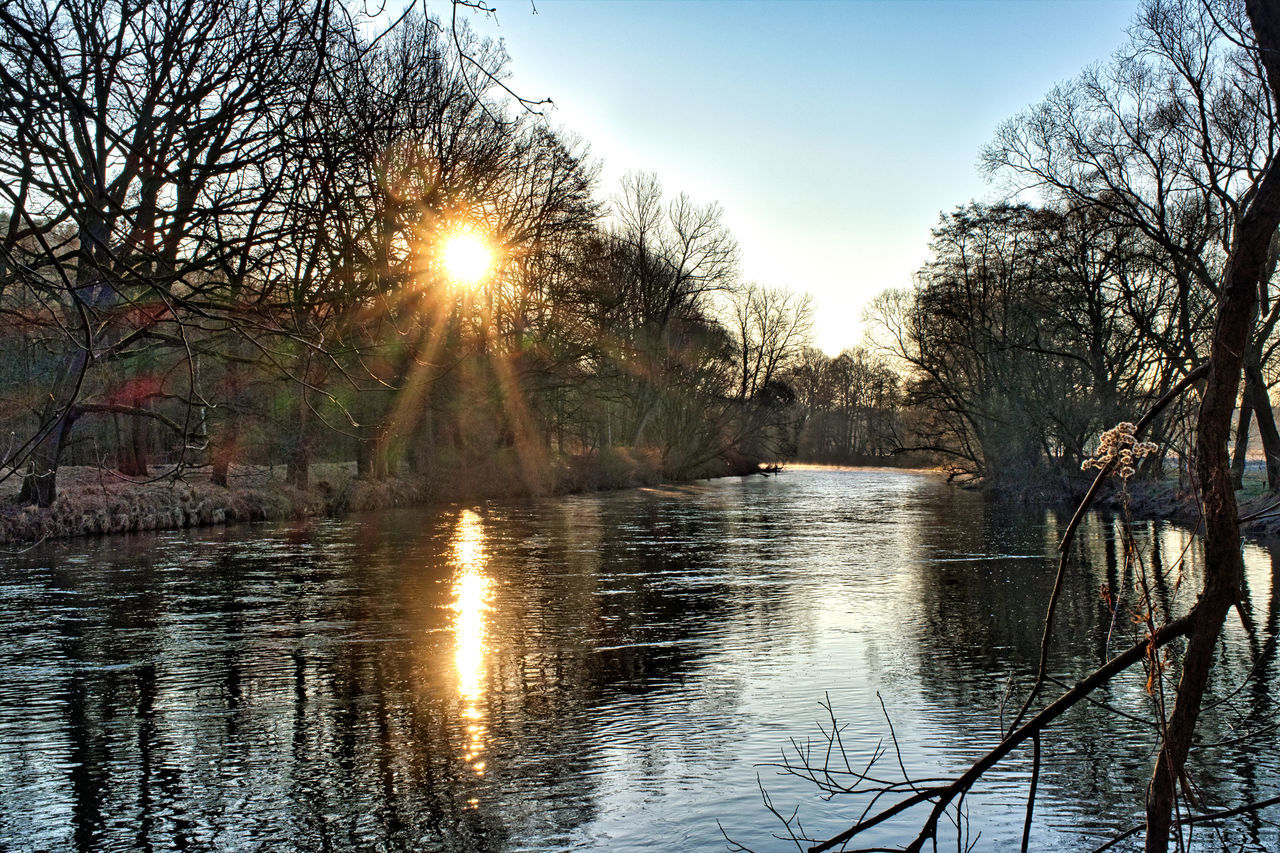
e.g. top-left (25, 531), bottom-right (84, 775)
top-left (786, 345), bottom-right (901, 462)
top-left (604, 173), bottom-right (739, 458)
top-left (870, 201), bottom-right (1198, 487)
top-left (869, 204), bottom-right (1065, 485)
top-left (726, 283), bottom-right (813, 402)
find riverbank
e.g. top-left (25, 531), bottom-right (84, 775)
top-left (995, 470), bottom-right (1280, 542)
top-left (0, 447), bottom-right (732, 545)
top-left (1102, 475), bottom-right (1280, 539)
top-left (12, 458), bottom-right (1270, 548)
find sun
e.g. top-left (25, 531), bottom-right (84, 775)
top-left (442, 232), bottom-right (493, 285)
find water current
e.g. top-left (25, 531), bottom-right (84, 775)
top-left (0, 468), bottom-right (1277, 851)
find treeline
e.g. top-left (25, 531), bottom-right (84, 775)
top-left (872, 0), bottom-right (1280, 492)
top-left (0, 0), bottom-right (823, 507)
top-left (787, 346), bottom-right (904, 463)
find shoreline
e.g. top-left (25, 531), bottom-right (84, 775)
top-left (6, 459), bottom-right (1276, 549)
top-left (0, 448), bottom-right (730, 546)
top-left (982, 472), bottom-right (1280, 544)
top-left (1104, 478), bottom-right (1280, 542)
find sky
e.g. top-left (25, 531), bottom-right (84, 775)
top-left (459, 0), bottom-right (1143, 354)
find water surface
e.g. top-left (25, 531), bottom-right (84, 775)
top-left (1, 468), bottom-right (1277, 851)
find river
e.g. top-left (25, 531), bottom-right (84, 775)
top-left (0, 468), bottom-right (1277, 851)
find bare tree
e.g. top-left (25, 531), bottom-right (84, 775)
top-left (983, 0), bottom-right (1280, 488)
top-left (607, 172), bottom-right (739, 450)
top-left (745, 2), bottom-right (1280, 851)
top-left (0, 0), bottom-right (346, 503)
top-left (727, 283), bottom-right (814, 403)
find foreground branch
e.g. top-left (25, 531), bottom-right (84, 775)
top-left (810, 615), bottom-right (1193, 853)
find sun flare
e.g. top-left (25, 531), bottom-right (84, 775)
top-left (442, 232), bottom-right (493, 285)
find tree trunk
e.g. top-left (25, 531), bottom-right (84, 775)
top-left (1143, 4), bottom-right (1280, 842)
top-left (210, 418), bottom-right (238, 487)
top-left (286, 388), bottom-right (311, 490)
top-left (18, 407), bottom-right (81, 507)
top-left (117, 399), bottom-right (150, 477)
top-left (373, 431), bottom-right (392, 479)
top-left (1245, 363), bottom-right (1280, 490)
top-left (356, 440), bottom-right (372, 479)
top-left (19, 350), bottom-right (90, 507)
top-left (357, 423), bottom-right (394, 480)
top-left (19, 454), bottom-right (58, 507)
top-left (632, 396), bottom-right (656, 447)
top-left (1231, 398), bottom-right (1253, 489)
top-left (287, 440), bottom-right (310, 490)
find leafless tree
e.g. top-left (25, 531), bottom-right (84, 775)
top-left (607, 172), bottom-right (739, 451)
top-left (744, 2), bottom-right (1280, 851)
top-left (0, 0), bottom-right (352, 503)
top-left (727, 284), bottom-right (814, 403)
top-left (984, 0), bottom-right (1280, 489)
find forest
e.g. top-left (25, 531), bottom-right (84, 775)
top-left (872, 0), bottom-right (1280, 493)
top-left (0, 0), bottom-right (914, 511)
top-left (6, 1), bottom-right (1280, 852)
top-left (6, 0), bottom-right (1280, 513)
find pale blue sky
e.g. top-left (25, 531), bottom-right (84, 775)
top-left (461, 0), bottom-right (1142, 352)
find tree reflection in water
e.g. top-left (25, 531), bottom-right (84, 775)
top-left (0, 471), bottom-right (1277, 851)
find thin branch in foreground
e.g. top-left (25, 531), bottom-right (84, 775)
top-left (809, 615), bottom-right (1193, 853)
top-left (1090, 794), bottom-right (1280, 853)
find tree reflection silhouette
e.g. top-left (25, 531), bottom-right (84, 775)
top-left (6, 475), bottom-right (1278, 851)
top-left (0, 490), bottom-right (756, 851)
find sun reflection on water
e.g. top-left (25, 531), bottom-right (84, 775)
top-left (450, 509), bottom-right (492, 775)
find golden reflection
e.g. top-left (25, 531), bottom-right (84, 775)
top-left (450, 508), bottom-right (492, 774)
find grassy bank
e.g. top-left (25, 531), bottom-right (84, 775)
top-left (1012, 468), bottom-right (1280, 543)
top-left (1107, 475), bottom-right (1280, 540)
top-left (0, 447), bottom-right (734, 546)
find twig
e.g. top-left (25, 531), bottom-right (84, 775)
top-left (811, 615), bottom-right (1194, 853)
top-left (1019, 733), bottom-right (1040, 853)
top-left (1091, 794), bottom-right (1280, 852)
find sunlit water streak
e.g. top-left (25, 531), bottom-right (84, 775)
top-left (0, 469), bottom-right (1276, 851)
top-left (451, 509), bottom-right (492, 775)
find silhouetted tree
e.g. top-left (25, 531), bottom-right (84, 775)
top-left (984, 0), bottom-right (1280, 488)
top-left (0, 0), bottom-right (350, 503)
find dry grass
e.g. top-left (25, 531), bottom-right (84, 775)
top-left (0, 463), bottom-right (354, 545)
top-left (0, 447), bottom-right (703, 545)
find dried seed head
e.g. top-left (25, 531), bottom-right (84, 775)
top-left (1082, 422), bottom-right (1160, 480)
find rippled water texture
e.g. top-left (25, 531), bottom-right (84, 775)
top-left (1, 469), bottom-right (1278, 851)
